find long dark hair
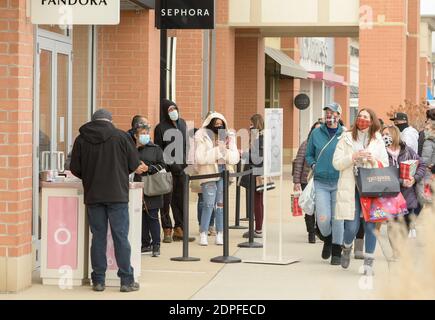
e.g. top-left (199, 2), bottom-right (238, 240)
top-left (351, 108), bottom-right (381, 142)
top-left (308, 121), bottom-right (322, 140)
top-left (206, 118), bottom-right (226, 131)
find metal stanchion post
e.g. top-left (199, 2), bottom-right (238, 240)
top-left (238, 171), bottom-right (262, 248)
top-left (211, 170), bottom-right (241, 263)
top-left (229, 162), bottom-right (247, 230)
top-left (171, 173), bottom-right (200, 262)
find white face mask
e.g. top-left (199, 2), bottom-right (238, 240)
top-left (383, 135), bottom-right (393, 148)
top-left (168, 110), bottom-right (179, 121)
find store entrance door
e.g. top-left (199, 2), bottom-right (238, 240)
top-left (33, 35), bottom-right (73, 270)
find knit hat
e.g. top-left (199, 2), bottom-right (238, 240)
top-left (92, 109), bottom-right (112, 122)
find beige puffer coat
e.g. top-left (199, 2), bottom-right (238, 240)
top-left (332, 131), bottom-right (389, 220)
top-left (193, 112), bottom-right (240, 185)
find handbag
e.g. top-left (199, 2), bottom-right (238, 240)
top-left (416, 179), bottom-right (433, 205)
top-left (255, 176), bottom-right (275, 192)
top-left (356, 162), bottom-right (400, 198)
top-left (299, 177), bottom-right (315, 215)
top-left (360, 193), bottom-right (408, 223)
top-left (291, 194), bottom-right (303, 216)
top-left (141, 165), bottom-right (173, 197)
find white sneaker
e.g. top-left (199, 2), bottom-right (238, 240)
top-left (199, 232), bottom-right (208, 246)
top-left (215, 232), bottom-right (223, 245)
top-left (408, 229), bottom-right (417, 239)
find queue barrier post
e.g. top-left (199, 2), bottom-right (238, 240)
top-left (229, 161), bottom-right (248, 230)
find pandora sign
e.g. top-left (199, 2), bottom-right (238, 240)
top-left (30, 0), bottom-right (120, 25)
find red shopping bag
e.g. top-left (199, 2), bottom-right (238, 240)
top-left (361, 193), bottom-right (408, 223)
top-left (291, 194), bottom-right (303, 217)
top-left (399, 160), bottom-right (418, 180)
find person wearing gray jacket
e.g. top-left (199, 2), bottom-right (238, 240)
top-left (422, 120), bottom-right (435, 176)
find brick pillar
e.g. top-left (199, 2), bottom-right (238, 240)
top-left (420, 57), bottom-right (430, 101)
top-left (0, 0), bottom-right (34, 292)
top-left (335, 38), bottom-right (351, 127)
top-left (97, 10), bottom-right (160, 131)
top-left (359, 0), bottom-right (407, 123)
top-left (281, 37), bottom-right (301, 162)
top-left (234, 30), bottom-right (265, 131)
top-left (406, 0), bottom-right (420, 105)
top-left (213, 0), bottom-right (236, 128)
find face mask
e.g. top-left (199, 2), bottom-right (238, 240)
top-left (168, 110), bottom-right (179, 121)
top-left (212, 126), bottom-right (225, 135)
top-left (356, 118), bottom-right (371, 131)
top-left (138, 134), bottom-right (150, 146)
top-left (325, 116), bottom-right (338, 126)
top-left (383, 135), bottom-right (393, 148)
top-left (396, 123), bottom-right (408, 132)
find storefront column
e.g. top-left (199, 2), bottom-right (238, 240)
top-left (0, 0), bottom-right (34, 292)
top-left (281, 37), bottom-right (301, 162)
top-left (359, 0), bottom-right (407, 122)
top-left (97, 9), bottom-right (160, 131)
top-left (234, 30), bottom-right (265, 130)
top-left (406, 0), bottom-right (421, 105)
top-left (334, 38), bottom-right (351, 127)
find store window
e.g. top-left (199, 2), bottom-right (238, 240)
top-left (39, 25), bottom-right (71, 37)
top-left (265, 55), bottom-right (280, 108)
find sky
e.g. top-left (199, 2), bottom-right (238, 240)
top-left (420, 0), bottom-right (435, 52)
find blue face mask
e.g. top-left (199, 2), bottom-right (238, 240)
top-left (138, 134), bottom-right (150, 146)
top-left (168, 110), bottom-right (179, 121)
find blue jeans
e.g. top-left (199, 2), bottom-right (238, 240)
top-left (200, 178), bottom-right (224, 233)
top-left (87, 203), bottom-right (134, 286)
top-left (142, 208), bottom-right (161, 247)
top-left (314, 180), bottom-right (344, 245)
top-left (197, 193), bottom-right (215, 227)
top-left (343, 190), bottom-right (377, 254)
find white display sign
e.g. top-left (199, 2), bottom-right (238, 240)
top-left (264, 108), bottom-right (283, 177)
top-left (30, 0), bottom-right (120, 25)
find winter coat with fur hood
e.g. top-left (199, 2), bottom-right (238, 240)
top-left (193, 112), bottom-right (240, 185)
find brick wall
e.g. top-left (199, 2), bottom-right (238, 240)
top-left (0, 0), bottom-right (33, 291)
top-left (97, 10), bottom-right (160, 132)
top-left (334, 38), bottom-right (351, 127)
top-left (406, 0), bottom-right (420, 105)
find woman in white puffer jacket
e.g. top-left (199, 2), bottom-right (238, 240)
top-left (194, 112), bottom-right (240, 246)
top-left (333, 108), bottom-right (389, 276)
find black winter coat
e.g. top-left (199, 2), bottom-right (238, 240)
top-left (70, 120), bottom-right (140, 205)
top-left (134, 142), bottom-right (166, 211)
top-left (154, 100), bottom-right (188, 176)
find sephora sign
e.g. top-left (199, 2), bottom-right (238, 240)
top-left (30, 0), bottom-right (120, 25)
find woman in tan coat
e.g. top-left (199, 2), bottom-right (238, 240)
top-left (333, 108), bottom-right (389, 275)
top-left (194, 112), bottom-right (240, 246)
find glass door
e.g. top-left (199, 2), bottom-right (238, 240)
top-left (33, 36), bottom-right (72, 269)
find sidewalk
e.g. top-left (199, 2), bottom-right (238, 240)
top-left (1, 167), bottom-right (433, 300)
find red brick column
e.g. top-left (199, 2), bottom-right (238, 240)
top-left (335, 38), bottom-right (351, 127)
top-left (406, 0), bottom-right (420, 105)
top-left (420, 57), bottom-right (430, 101)
top-left (281, 37), bottom-right (301, 161)
top-left (234, 30), bottom-right (265, 131)
top-left (97, 10), bottom-right (160, 131)
top-left (0, 0), bottom-right (34, 292)
top-left (359, 0), bottom-right (408, 123)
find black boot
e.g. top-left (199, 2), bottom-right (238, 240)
top-left (321, 235), bottom-right (332, 260)
top-left (152, 244), bottom-right (160, 257)
top-left (331, 244), bottom-right (342, 265)
top-left (304, 214), bottom-right (316, 244)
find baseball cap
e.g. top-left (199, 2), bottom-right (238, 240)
top-left (92, 109), bottom-right (112, 122)
top-left (389, 112), bottom-right (408, 122)
top-left (323, 102), bottom-right (342, 115)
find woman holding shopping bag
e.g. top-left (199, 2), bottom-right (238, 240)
top-left (333, 108), bottom-right (389, 275)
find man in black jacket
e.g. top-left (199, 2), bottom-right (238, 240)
top-left (70, 109), bottom-right (145, 293)
top-left (154, 99), bottom-right (194, 242)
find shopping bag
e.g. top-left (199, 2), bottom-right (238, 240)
top-left (361, 193), bottom-right (408, 223)
top-left (298, 178), bottom-right (315, 215)
top-left (399, 160), bottom-right (419, 180)
top-left (291, 194), bottom-right (303, 217)
top-left (356, 166), bottom-right (400, 197)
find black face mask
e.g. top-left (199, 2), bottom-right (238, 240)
top-left (212, 126), bottom-right (224, 134)
top-left (396, 123), bottom-right (408, 132)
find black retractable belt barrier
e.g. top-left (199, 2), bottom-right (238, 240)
top-left (210, 170), bottom-right (242, 264)
top-left (238, 171), bottom-right (262, 248)
top-left (229, 162), bottom-right (248, 230)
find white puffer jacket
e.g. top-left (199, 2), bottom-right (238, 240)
top-left (332, 131), bottom-right (389, 220)
top-left (193, 112), bottom-right (240, 185)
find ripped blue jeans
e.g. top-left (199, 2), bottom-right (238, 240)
top-left (200, 178), bottom-right (224, 233)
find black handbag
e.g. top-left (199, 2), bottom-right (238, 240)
top-left (356, 166), bottom-right (400, 198)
